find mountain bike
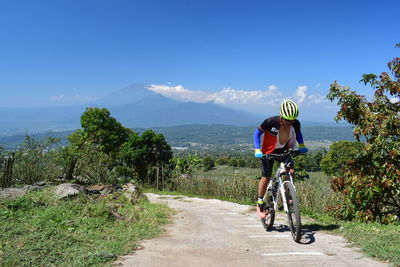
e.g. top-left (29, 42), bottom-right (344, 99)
top-left (260, 149), bottom-right (304, 243)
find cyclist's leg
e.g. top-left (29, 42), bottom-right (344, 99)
top-left (257, 158), bottom-right (274, 218)
top-left (259, 157), bottom-right (274, 195)
top-left (258, 176), bottom-right (270, 198)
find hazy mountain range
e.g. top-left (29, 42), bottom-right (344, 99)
top-left (0, 83), bottom-right (346, 136)
top-left (0, 84), bottom-right (268, 135)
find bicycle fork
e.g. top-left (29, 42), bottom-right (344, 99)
top-left (272, 162), bottom-right (295, 213)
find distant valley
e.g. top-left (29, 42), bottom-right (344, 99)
top-left (0, 124), bottom-right (355, 151)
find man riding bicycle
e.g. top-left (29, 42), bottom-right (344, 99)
top-left (253, 99), bottom-right (308, 219)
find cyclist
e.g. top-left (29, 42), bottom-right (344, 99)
top-left (253, 99), bottom-right (308, 219)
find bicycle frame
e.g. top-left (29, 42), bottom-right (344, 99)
top-left (267, 160), bottom-right (296, 213)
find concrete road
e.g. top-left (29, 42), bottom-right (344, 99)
top-left (114, 193), bottom-right (388, 267)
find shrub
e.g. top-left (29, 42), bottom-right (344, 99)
top-left (327, 45), bottom-right (400, 222)
top-left (12, 136), bottom-right (62, 185)
top-left (320, 141), bottom-right (365, 177)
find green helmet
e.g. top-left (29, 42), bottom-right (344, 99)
top-left (280, 100), bottom-right (299, 120)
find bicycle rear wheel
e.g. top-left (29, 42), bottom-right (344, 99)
top-left (284, 182), bottom-right (302, 242)
top-left (261, 189), bottom-right (275, 231)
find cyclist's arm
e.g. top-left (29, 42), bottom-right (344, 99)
top-left (254, 128), bottom-right (263, 149)
top-left (294, 120), bottom-right (307, 150)
top-left (296, 131), bottom-right (305, 146)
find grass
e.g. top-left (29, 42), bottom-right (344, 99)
top-left (340, 222), bottom-right (399, 265)
top-left (0, 187), bottom-right (172, 267)
top-left (192, 165), bottom-right (260, 180)
top-left (153, 165), bottom-right (400, 266)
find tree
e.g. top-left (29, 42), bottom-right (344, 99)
top-left (327, 45), bottom-right (400, 222)
top-left (171, 154), bottom-right (202, 177)
top-left (228, 159), bottom-right (238, 167)
top-left (12, 136), bottom-right (62, 185)
top-left (80, 107), bottom-right (133, 155)
top-left (64, 107), bottom-right (133, 181)
top-left (119, 130), bottom-right (173, 184)
top-left (202, 157), bottom-right (215, 171)
top-left (320, 141), bottom-right (365, 177)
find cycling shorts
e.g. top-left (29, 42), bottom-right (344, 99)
top-left (261, 152), bottom-right (295, 178)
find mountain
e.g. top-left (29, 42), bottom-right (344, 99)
top-left (109, 93), bottom-right (261, 127)
top-left (94, 83), bottom-right (155, 106)
top-left (0, 83), bottom-right (262, 135)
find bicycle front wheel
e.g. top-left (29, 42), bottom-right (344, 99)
top-left (284, 182), bottom-right (302, 242)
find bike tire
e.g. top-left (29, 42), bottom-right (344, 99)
top-left (261, 189), bottom-right (275, 231)
top-left (284, 182), bottom-right (302, 242)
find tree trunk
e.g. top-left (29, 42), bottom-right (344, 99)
top-left (156, 164), bottom-right (159, 190)
top-left (1, 154), bottom-right (14, 188)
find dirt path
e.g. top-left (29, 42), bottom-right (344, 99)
top-left (114, 193), bottom-right (388, 267)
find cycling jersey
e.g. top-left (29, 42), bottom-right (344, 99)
top-left (254, 116), bottom-right (305, 154)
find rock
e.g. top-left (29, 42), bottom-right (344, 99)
top-left (0, 185), bottom-right (45, 201)
top-left (0, 188), bottom-right (27, 201)
top-left (23, 185), bottom-right (43, 192)
top-left (122, 183), bottom-right (145, 204)
top-left (85, 184), bottom-right (123, 195)
top-left (53, 183), bottom-right (84, 199)
top-left (87, 184), bottom-right (108, 191)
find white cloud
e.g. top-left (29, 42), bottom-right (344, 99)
top-left (148, 85), bottom-right (213, 103)
top-left (50, 94), bottom-right (66, 101)
top-left (307, 94), bottom-right (326, 104)
top-left (50, 94), bottom-right (97, 104)
top-left (293, 85), bottom-right (327, 106)
top-left (390, 97), bottom-right (399, 103)
top-left (148, 84), bottom-right (283, 107)
top-left (147, 83), bottom-right (329, 114)
top-left (211, 86), bottom-right (282, 105)
top-left (295, 85), bottom-right (307, 104)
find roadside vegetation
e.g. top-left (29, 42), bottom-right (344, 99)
top-left (0, 188), bottom-right (172, 267)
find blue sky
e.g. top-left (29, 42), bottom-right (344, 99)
top-left (0, 0), bottom-right (398, 121)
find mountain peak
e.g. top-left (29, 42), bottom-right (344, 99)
top-left (94, 83), bottom-right (156, 106)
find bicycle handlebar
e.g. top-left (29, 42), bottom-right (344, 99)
top-left (262, 149), bottom-right (305, 161)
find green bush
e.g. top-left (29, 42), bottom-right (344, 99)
top-left (320, 141), bottom-right (365, 177)
top-left (119, 130), bottom-right (173, 185)
top-left (12, 136), bottom-right (63, 185)
top-left (202, 157), bottom-right (215, 171)
top-left (327, 46), bottom-right (400, 222)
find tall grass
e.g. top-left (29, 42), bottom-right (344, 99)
top-left (169, 174), bottom-right (258, 204)
top-left (296, 172), bottom-right (343, 216)
top-left (170, 167), bottom-right (341, 211)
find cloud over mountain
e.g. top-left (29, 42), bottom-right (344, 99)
top-left (148, 83), bottom-right (329, 114)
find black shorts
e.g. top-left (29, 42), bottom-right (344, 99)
top-left (261, 152), bottom-right (295, 178)
top-left (261, 157), bottom-right (274, 178)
